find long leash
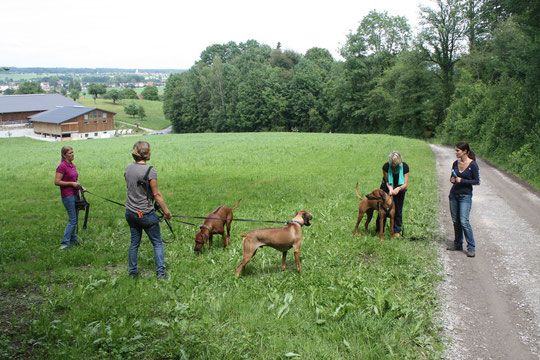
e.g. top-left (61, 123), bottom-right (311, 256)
top-left (85, 190), bottom-right (176, 242)
top-left (85, 190), bottom-right (125, 207)
top-left (86, 191), bottom-right (293, 234)
top-left (171, 214), bottom-right (290, 225)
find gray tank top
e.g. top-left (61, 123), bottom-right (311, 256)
top-left (124, 162), bottom-right (157, 214)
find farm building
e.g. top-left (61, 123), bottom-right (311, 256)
top-left (29, 106), bottom-right (116, 140)
top-left (0, 94), bottom-right (82, 125)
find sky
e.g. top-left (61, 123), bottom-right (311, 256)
top-left (1, 0), bottom-right (428, 70)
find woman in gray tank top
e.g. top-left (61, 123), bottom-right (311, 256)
top-left (124, 141), bottom-right (172, 280)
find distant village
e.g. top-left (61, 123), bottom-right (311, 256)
top-left (0, 68), bottom-right (179, 95)
top-left (0, 68), bottom-right (182, 141)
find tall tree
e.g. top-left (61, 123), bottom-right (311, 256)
top-left (15, 81), bottom-right (44, 94)
top-left (200, 41), bottom-right (241, 66)
top-left (88, 83), bottom-right (107, 103)
top-left (69, 89), bottom-right (80, 101)
top-left (419, 0), bottom-right (466, 110)
top-left (141, 85), bottom-right (159, 101)
top-left (124, 103), bottom-right (138, 118)
top-left (107, 89), bottom-right (123, 104)
top-left (137, 105), bottom-right (146, 120)
top-left (342, 10), bottom-right (412, 58)
top-left (122, 88), bottom-right (138, 99)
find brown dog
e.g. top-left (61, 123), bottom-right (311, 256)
top-left (353, 183), bottom-right (395, 241)
top-left (235, 211), bottom-right (312, 278)
top-left (194, 199), bottom-right (242, 252)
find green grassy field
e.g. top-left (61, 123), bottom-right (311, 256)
top-left (78, 96), bottom-right (170, 131)
top-left (1, 133), bottom-right (444, 359)
top-left (133, 86), bottom-right (165, 95)
top-left (0, 73), bottom-right (60, 81)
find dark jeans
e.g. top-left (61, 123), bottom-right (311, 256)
top-left (376, 183), bottom-right (406, 234)
top-left (125, 209), bottom-right (166, 277)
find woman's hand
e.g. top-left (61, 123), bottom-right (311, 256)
top-left (456, 177), bottom-right (462, 183)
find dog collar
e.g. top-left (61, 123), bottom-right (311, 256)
top-left (287, 220), bottom-right (303, 226)
top-left (200, 224), bottom-right (211, 231)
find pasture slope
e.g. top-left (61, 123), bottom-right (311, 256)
top-left (1, 133), bottom-right (443, 359)
top-left (78, 97), bottom-right (170, 131)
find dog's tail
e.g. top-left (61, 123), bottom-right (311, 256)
top-left (355, 183), bottom-right (366, 200)
top-left (231, 198), bottom-right (242, 210)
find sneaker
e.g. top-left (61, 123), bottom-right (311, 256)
top-left (157, 273), bottom-right (170, 280)
top-left (446, 244), bottom-right (463, 251)
top-left (59, 245), bottom-right (70, 250)
top-left (467, 250), bottom-right (475, 257)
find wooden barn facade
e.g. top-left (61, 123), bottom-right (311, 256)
top-left (30, 106), bottom-right (116, 140)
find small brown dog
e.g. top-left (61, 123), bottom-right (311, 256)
top-left (353, 183), bottom-right (395, 241)
top-left (194, 199), bottom-right (242, 252)
top-left (235, 211), bottom-right (312, 278)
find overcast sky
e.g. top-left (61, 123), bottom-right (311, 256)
top-left (1, 0), bottom-right (428, 70)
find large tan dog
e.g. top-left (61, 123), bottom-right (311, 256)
top-left (353, 183), bottom-right (395, 241)
top-left (235, 211), bottom-right (312, 278)
top-left (194, 199), bottom-right (242, 252)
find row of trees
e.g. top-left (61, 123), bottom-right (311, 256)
top-left (8, 82), bottom-right (161, 104)
top-left (92, 84), bottom-right (160, 103)
top-left (0, 74), bottom-right (148, 87)
top-left (163, 0), bottom-right (539, 184)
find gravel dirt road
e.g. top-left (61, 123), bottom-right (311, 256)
top-left (431, 144), bottom-right (540, 360)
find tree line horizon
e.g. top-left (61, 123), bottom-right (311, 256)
top-left (163, 0), bottom-right (539, 187)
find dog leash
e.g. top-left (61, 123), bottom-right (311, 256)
top-left (87, 191), bottom-right (294, 228)
top-left (85, 190), bottom-right (176, 242)
top-left (85, 190), bottom-right (125, 207)
top-left (171, 214), bottom-right (291, 225)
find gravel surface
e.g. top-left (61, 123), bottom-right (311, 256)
top-left (432, 144), bottom-right (540, 360)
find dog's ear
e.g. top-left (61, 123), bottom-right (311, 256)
top-left (381, 191), bottom-right (386, 201)
top-left (366, 191), bottom-right (377, 200)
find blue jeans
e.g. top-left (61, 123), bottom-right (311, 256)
top-left (125, 209), bottom-right (166, 276)
top-left (61, 195), bottom-right (78, 246)
top-left (449, 194), bottom-right (475, 250)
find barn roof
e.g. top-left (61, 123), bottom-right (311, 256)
top-left (29, 106), bottom-right (115, 124)
top-left (0, 94), bottom-right (82, 113)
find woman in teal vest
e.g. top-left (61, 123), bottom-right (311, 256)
top-left (376, 151), bottom-right (409, 236)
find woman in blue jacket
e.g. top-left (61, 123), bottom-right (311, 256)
top-left (447, 142), bottom-right (480, 257)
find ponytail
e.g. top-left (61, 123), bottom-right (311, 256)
top-left (456, 142), bottom-right (475, 161)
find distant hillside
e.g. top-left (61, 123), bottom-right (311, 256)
top-left (3, 67), bottom-right (186, 74)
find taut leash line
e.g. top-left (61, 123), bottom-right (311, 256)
top-left (85, 190), bottom-right (125, 207)
top-left (85, 190), bottom-right (176, 242)
top-left (171, 214), bottom-right (289, 224)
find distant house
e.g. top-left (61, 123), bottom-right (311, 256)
top-left (0, 94), bottom-right (82, 124)
top-left (30, 106), bottom-right (116, 141)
